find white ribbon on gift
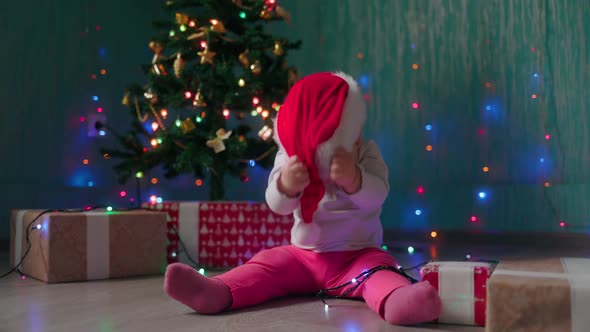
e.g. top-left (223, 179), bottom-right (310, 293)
top-left (14, 210), bottom-right (112, 280)
top-left (435, 261), bottom-right (493, 325)
top-left (177, 202), bottom-right (201, 264)
top-left (493, 258), bottom-right (590, 332)
top-left (85, 211), bottom-right (111, 280)
top-left (13, 210), bottom-right (30, 266)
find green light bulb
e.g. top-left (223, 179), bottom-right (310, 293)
top-left (175, 119), bottom-right (181, 127)
top-left (136, 171), bottom-right (144, 178)
top-left (106, 206), bottom-right (113, 212)
top-left (198, 268), bottom-right (206, 275)
top-left (196, 116), bottom-right (203, 123)
top-left (169, 30), bottom-right (175, 37)
top-left (179, 25), bottom-right (187, 32)
top-left (239, 11), bottom-right (246, 19)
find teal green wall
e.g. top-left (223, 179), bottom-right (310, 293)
top-left (0, 0), bottom-right (193, 245)
top-left (278, 0), bottom-right (590, 232)
top-left (2, 0), bottom-right (589, 247)
top-left (0, 0), bottom-right (283, 246)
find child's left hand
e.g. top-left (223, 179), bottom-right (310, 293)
top-left (330, 145), bottom-right (361, 194)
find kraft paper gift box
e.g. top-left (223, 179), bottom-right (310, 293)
top-left (143, 201), bottom-right (293, 268)
top-left (486, 258), bottom-right (590, 332)
top-left (9, 209), bottom-right (167, 283)
top-left (420, 261), bottom-right (495, 326)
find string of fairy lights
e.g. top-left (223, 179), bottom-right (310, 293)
top-left (73, 1), bottom-right (568, 237)
top-left (3, 11), bottom-right (580, 331)
top-left (352, 24), bottom-right (567, 238)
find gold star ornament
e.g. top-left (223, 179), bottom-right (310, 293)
top-left (198, 48), bottom-right (216, 64)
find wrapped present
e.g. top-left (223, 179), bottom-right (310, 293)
top-left (487, 258), bottom-right (590, 332)
top-left (420, 261), bottom-right (495, 326)
top-left (9, 209), bottom-right (167, 283)
top-left (143, 201), bottom-right (293, 269)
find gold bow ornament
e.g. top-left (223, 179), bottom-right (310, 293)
top-left (206, 129), bottom-right (232, 153)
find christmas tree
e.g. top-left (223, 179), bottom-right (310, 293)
top-left (99, 0), bottom-right (300, 200)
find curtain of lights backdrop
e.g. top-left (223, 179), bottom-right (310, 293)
top-left (1, 0), bottom-right (589, 244)
top-left (280, 0), bottom-right (590, 232)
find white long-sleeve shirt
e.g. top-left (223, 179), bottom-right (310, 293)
top-left (265, 139), bottom-right (389, 252)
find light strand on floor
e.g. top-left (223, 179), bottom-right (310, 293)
top-left (316, 265), bottom-right (417, 307)
top-left (317, 256), bottom-right (499, 308)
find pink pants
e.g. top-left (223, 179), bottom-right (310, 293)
top-left (213, 245), bottom-right (411, 318)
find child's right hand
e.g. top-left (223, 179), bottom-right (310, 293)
top-left (278, 155), bottom-right (310, 198)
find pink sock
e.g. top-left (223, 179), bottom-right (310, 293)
top-left (164, 263), bottom-right (232, 314)
top-left (383, 281), bottom-right (442, 325)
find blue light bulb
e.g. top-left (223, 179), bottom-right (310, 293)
top-left (358, 75), bottom-right (370, 88)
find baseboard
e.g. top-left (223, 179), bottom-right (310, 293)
top-left (383, 229), bottom-right (590, 250)
top-left (1, 231), bottom-right (586, 255)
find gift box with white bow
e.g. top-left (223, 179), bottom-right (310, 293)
top-left (143, 201), bottom-right (293, 269)
top-left (487, 258), bottom-right (590, 332)
top-left (420, 261), bottom-right (495, 326)
top-left (9, 209), bottom-right (167, 283)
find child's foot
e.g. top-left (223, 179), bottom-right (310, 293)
top-left (164, 263), bottom-right (232, 314)
top-left (383, 281), bottom-right (441, 325)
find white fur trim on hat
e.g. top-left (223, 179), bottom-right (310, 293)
top-left (315, 72), bottom-right (366, 180)
top-left (273, 72), bottom-right (367, 181)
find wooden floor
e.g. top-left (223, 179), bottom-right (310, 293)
top-left (2, 236), bottom-right (589, 332)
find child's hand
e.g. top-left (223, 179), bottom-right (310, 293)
top-left (330, 146), bottom-right (361, 194)
top-left (278, 155), bottom-right (310, 197)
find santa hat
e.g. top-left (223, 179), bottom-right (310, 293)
top-left (274, 72), bottom-right (367, 223)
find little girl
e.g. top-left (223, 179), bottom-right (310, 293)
top-left (164, 72), bottom-right (441, 326)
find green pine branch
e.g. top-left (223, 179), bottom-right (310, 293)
top-left (100, 0), bottom-right (300, 200)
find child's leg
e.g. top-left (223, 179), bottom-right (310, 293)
top-left (214, 245), bottom-right (317, 310)
top-left (327, 248), bottom-right (441, 325)
top-left (165, 245), bottom-right (316, 313)
top-left (164, 262), bottom-right (231, 314)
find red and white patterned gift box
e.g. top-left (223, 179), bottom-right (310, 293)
top-left (420, 261), bottom-right (495, 326)
top-left (143, 201), bottom-right (293, 269)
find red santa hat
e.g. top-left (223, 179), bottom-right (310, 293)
top-left (274, 72), bottom-right (367, 223)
